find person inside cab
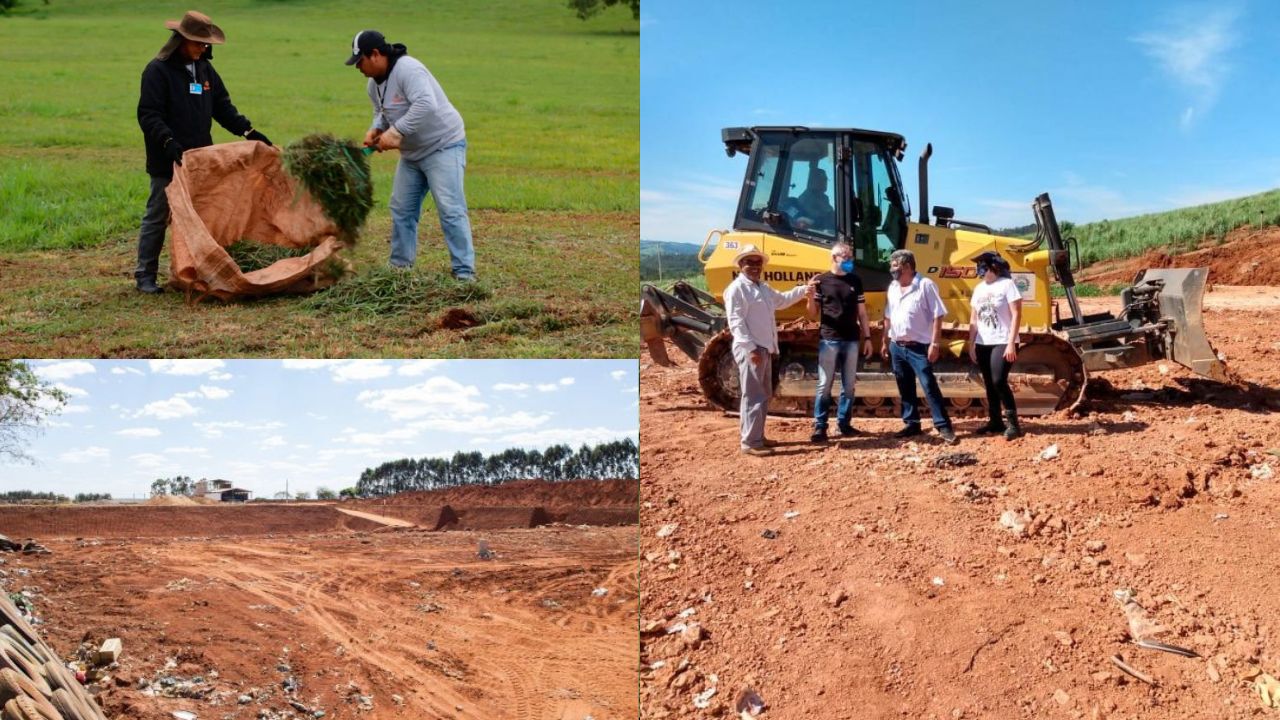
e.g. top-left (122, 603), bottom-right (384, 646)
top-left (791, 167), bottom-right (835, 233)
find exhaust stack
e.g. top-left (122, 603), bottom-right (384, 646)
top-left (917, 143), bottom-right (932, 224)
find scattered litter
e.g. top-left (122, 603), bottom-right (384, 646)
top-left (998, 509), bottom-right (1032, 537)
top-left (692, 685), bottom-right (717, 709)
top-left (1110, 654), bottom-right (1155, 685)
top-left (1254, 672), bottom-right (1280, 708)
top-left (171, 712), bottom-right (198, 720)
top-left (1214, 513), bottom-right (1230, 521)
top-left (1250, 464), bottom-right (1274, 481)
top-left (591, 588), bottom-right (608, 597)
top-left (1113, 589), bottom-right (1199, 657)
top-left (1121, 411), bottom-right (1138, 422)
top-left (760, 529), bottom-right (777, 540)
top-left (734, 687), bottom-right (766, 717)
top-left (783, 511), bottom-right (800, 520)
top-left (678, 608), bottom-right (697, 618)
top-left (932, 452), bottom-right (977, 469)
top-left (1039, 444), bottom-right (1061, 461)
top-left (656, 524), bottom-right (679, 539)
top-left (931, 577), bottom-right (945, 587)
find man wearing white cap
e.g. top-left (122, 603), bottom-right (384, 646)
top-left (723, 245), bottom-right (812, 456)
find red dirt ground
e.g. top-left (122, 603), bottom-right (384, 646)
top-left (2, 481), bottom-right (638, 720)
top-left (639, 284), bottom-right (1280, 719)
top-left (353, 478), bottom-right (639, 510)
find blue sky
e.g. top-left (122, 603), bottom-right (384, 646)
top-left (4, 360), bottom-right (638, 499)
top-left (641, 1), bottom-right (1280, 243)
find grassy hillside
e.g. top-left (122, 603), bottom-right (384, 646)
top-left (639, 240), bottom-right (701, 281)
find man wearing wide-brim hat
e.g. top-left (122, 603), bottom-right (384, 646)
top-left (134, 10), bottom-right (272, 294)
top-left (723, 244), bottom-right (813, 456)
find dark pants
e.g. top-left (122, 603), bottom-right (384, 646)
top-left (889, 341), bottom-right (951, 430)
top-left (976, 343), bottom-right (1018, 423)
top-left (135, 174), bottom-right (172, 281)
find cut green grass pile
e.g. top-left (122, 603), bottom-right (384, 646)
top-left (224, 241), bottom-right (315, 273)
top-left (282, 134), bottom-right (373, 243)
top-left (303, 266), bottom-right (490, 316)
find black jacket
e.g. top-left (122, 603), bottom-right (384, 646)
top-left (137, 51), bottom-right (253, 177)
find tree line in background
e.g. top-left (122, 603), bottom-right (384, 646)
top-left (355, 438), bottom-right (639, 497)
top-left (0, 491), bottom-right (111, 504)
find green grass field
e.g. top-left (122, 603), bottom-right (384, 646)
top-left (0, 0), bottom-right (637, 357)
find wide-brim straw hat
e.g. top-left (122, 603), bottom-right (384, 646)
top-left (165, 11), bottom-right (226, 45)
top-left (733, 244), bottom-right (769, 267)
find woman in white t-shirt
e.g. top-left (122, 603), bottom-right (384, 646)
top-left (964, 251), bottom-right (1024, 439)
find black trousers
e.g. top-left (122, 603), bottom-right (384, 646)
top-left (135, 174), bottom-right (172, 280)
top-left (976, 343), bottom-right (1018, 422)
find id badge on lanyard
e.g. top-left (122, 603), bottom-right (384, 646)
top-left (189, 82), bottom-right (203, 95)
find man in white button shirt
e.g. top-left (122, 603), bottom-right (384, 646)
top-left (879, 249), bottom-right (957, 444)
top-left (724, 245), bottom-right (812, 456)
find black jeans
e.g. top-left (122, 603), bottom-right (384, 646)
top-left (976, 343), bottom-right (1018, 422)
top-left (135, 174), bottom-right (172, 280)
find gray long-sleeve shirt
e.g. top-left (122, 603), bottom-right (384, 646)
top-left (368, 55), bottom-right (465, 161)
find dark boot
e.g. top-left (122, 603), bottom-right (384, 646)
top-left (1003, 412), bottom-right (1023, 440)
top-left (135, 274), bottom-right (164, 294)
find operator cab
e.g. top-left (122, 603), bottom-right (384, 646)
top-left (724, 126), bottom-right (910, 290)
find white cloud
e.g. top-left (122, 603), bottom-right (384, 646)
top-left (1132, 7), bottom-right (1239, 127)
top-left (335, 427), bottom-right (422, 446)
top-left (194, 420), bottom-right (285, 438)
top-left (60, 404), bottom-right (91, 415)
top-left (409, 411), bottom-right (552, 435)
top-left (640, 176), bottom-right (741, 245)
top-left (164, 446), bottom-right (209, 455)
top-left (59, 446), bottom-right (110, 463)
top-left (610, 370), bottom-right (628, 381)
top-left (471, 427), bottom-right (635, 448)
top-left (259, 435), bottom-right (288, 449)
top-left (398, 360), bottom-right (446, 376)
top-left (53, 383), bottom-right (89, 397)
top-left (110, 366), bottom-right (145, 376)
top-left (281, 360), bottom-right (348, 370)
top-left (149, 360), bottom-right (226, 376)
top-left (134, 397), bottom-right (200, 420)
top-left (493, 383), bottom-right (531, 392)
top-left (536, 383), bottom-right (559, 392)
top-left (622, 385), bottom-right (639, 394)
top-left (175, 385), bottom-right (232, 401)
top-left (357, 377), bottom-right (486, 421)
top-left (129, 453), bottom-right (170, 471)
top-left (116, 427), bottom-right (162, 438)
top-left (208, 371), bottom-right (233, 382)
top-left (332, 362), bottom-right (392, 383)
top-left (559, 377), bottom-right (575, 386)
top-left (35, 361), bottom-right (96, 381)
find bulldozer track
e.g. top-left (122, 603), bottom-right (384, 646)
top-left (698, 326), bottom-right (1086, 418)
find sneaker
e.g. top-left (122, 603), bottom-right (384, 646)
top-left (938, 427), bottom-right (959, 445)
top-left (809, 431), bottom-right (828, 444)
top-left (892, 425), bottom-right (922, 439)
top-left (741, 446), bottom-right (774, 457)
top-left (453, 273), bottom-right (478, 283)
top-left (837, 425), bottom-right (864, 437)
top-left (974, 422), bottom-right (1006, 436)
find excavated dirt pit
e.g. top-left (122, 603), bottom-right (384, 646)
top-left (640, 284), bottom-right (1280, 719)
top-left (1, 481), bottom-right (638, 720)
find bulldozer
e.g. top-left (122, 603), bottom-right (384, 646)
top-left (640, 126), bottom-right (1228, 417)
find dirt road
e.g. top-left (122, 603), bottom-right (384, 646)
top-left (333, 507), bottom-right (417, 527)
top-left (640, 285), bottom-right (1280, 719)
top-left (20, 526), bottom-right (636, 720)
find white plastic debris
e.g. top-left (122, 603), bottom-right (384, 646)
top-left (656, 523), bottom-right (678, 538)
top-left (1040, 444), bottom-right (1061, 461)
top-left (931, 577), bottom-right (945, 586)
top-left (1250, 464), bottom-right (1274, 481)
top-left (591, 588), bottom-right (608, 597)
top-left (693, 686), bottom-right (717, 709)
top-left (1122, 411), bottom-right (1138, 422)
top-left (783, 511), bottom-right (800, 520)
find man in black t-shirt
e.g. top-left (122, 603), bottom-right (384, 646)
top-left (805, 241), bottom-right (873, 442)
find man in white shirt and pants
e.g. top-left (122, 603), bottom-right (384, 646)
top-left (724, 245), bottom-right (812, 456)
top-left (880, 249), bottom-right (958, 444)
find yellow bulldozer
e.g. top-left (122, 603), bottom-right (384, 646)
top-left (640, 126), bottom-right (1228, 417)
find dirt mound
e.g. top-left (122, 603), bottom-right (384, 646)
top-left (1080, 226), bottom-right (1280, 286)
top-left (0, 505), bottom-right (382, 538)
top-left (144, 494), bottom-right (199, 506)
top-left (639, 291), bottom-right (1280, 719)
top-left (356, 478), bottom-right (638, 510)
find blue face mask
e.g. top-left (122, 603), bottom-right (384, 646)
top-left (839, 259), bottom-right (854, 274)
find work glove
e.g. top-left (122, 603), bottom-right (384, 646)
top-left (164, 139), bottom-right (185, 166)
top-left (245, 129), bottom-right (272, 147)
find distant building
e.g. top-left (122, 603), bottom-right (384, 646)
top-left (193, 478), bottom-right (253, 503)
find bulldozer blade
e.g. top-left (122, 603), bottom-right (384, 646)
top-left (1132, 267), bottom-right (1228, 381)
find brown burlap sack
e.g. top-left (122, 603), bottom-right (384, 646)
top-left (165, 140), bottom-right (347, 301)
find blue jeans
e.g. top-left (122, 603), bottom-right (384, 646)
top-left (889, 341), bottom-right (951, 430)
top-left (388, 140), bottom-right (476, 276)
top-left (813, 339), bottom-right (858, 433)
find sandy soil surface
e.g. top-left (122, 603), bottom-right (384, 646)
top-left (1, 483), bottom-right (638, 720)
top-left (639, 284), bottom-right (1280, 719)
